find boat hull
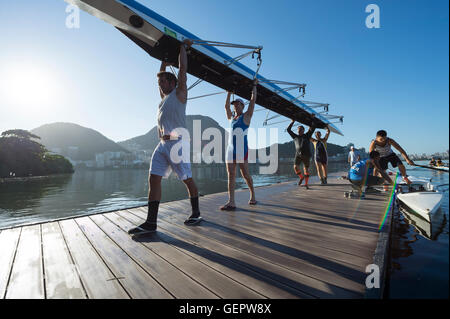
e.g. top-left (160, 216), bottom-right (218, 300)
top-left (397, 192), bottom-right (443, 222)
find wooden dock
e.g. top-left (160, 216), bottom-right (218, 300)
top-left (0, 178), bottom-right (392, 299)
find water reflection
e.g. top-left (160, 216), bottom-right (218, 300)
top-left (0, 174), bottom-right (72, 210)
top-left (399, 205), bottom-right (447, 241)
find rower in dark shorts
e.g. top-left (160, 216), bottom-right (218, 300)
top-left (287, 119), bottom-right (316, 188)
top-left (369, 130), bottom-right (414, 184)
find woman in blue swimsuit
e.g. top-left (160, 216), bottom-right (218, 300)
top-left (221, 80), bottom-right (258, 210)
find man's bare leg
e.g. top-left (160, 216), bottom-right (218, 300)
top-left (294, 164), bottom-right (304, 185)
top-left (182, 177), bottom-right (198, 198)
top-left (148, 174), bottom-right (162, 202)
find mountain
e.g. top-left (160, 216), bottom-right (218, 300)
top-left (31, 123), bottom-right (129, 161)
top-left (118, 115), bottom-right (228, 159)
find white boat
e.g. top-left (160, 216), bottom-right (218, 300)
top-left (396, 176), bottom-right (443, 222)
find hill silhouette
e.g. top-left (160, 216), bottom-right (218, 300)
top-left (31, 123), bottom-right (129, 161)
top-left (118, 115), bottom-right (228, 161)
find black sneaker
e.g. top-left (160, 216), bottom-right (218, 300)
top-left (128, 221), bottom-right (156, 236)
top-left (184, 215), bottom-right (203, 226)
top-left (324, 177), bottom-right (328, 184)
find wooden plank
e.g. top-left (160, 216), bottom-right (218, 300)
top-left (161, 201), bottom-right (370, 268)
top-left (202, 182), bottom-right (386, 232)
top-left (137, 203), bottom-right (367, 292)
top-left (155, 204), bottom-right (365, 280)
top-left (41, 222), bottom-right (86, 299)
top-left (75, 216), bottom-right (172, 299)
top-left (103, 212), bottom-right (267, 298)
top-left (207, 180), bottom-right (387, 223)
top-left (59, 219), bottom-right (129, 299)
top-left (0, 228), bottom-right (21, 298)
top-left (90, 213), bottom-right (218, 299)
top-left (127, 209), bottom-right (362, 298)
top-left (198, 195), bottom-right (379, 252)
top-left (117, 210), bottom-right (304, 299)
top-left (5, 225), bottom-right (44, 299)
top-left (206, 185), bottom-right (386, 227)
top-left (197, 184), bottom-right (385, 234)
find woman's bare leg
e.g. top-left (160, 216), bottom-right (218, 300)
top-left (239, 162), bottom-right (256, 204)
top-left (315, 161), bottom-right (323, 181)
top-left (224, 162), bottom-right (237, 207)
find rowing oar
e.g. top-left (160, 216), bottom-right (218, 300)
top-left (412, 164), bottom-right (449, 172)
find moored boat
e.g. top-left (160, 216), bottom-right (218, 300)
top-left (396, 177), bottom-right (443, 222)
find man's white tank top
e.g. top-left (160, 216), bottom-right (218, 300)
top-left (157, 89), bottom-right (187, 137)
top-left (373, 138), bottom-right (393, 157)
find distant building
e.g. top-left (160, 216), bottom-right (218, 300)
top-left (67, 146), bottom-right (79, 160)
top-left (95, 153), bottom-right (105, 168)
top-left (49, 147), bottom-right (62, 155)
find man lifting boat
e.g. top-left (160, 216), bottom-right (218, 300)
top-left (287, 119), bottom-right (316, 188)
top-left (369, 130), bottom-right (414, 184)
top-left (128, 39), bottom-right (202, 236)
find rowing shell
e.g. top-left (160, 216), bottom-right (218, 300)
top-left (396, 177), bottom-right (443, 222)
top-left (431, 166), bottom-right (449, 172)
top-left (65, 0), bottom-right (343, 135)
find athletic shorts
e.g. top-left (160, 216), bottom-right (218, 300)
top-left (149, 139), bottom-right (192, 180)
top-left (226, 144), bottom-right (248, 163)
top-left (349, 175), bottom-right (384, 188)
top-left (294, 154), bottom-right (310, 168)
top-left (315, 153), bottom-right (328, 165)
top-left (379, 153), bottom-right (403, 170)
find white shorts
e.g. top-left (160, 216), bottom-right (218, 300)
top-left (149, 139), bottom-right (192, 180)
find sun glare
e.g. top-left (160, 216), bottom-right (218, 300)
top-left (0, 63), bottom-right (63, 113)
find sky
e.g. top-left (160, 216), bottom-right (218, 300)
top-left (0, 0), bottom-right (448, 155)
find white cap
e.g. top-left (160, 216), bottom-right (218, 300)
top-left (231, 98), bottom-right (244, 105)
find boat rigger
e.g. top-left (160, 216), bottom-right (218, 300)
top-left (64, 0), bottom-right (344, 135)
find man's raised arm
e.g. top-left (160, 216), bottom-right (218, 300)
top-left (158, 61), bottom-right (169, 99)
top-left (287, 120), bottom-right (296, 139)
top-left (306, 115), bottom-right (317, 138)
top-left (176, 39), bottom-right (192, 104)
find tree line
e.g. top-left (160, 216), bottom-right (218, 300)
top-left (0, 129), bottom-right (74, 178)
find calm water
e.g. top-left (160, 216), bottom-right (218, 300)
top-left (388, 161), bottom-right (449, 299)
top-left (0, 162), bottom-right (346, 229)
